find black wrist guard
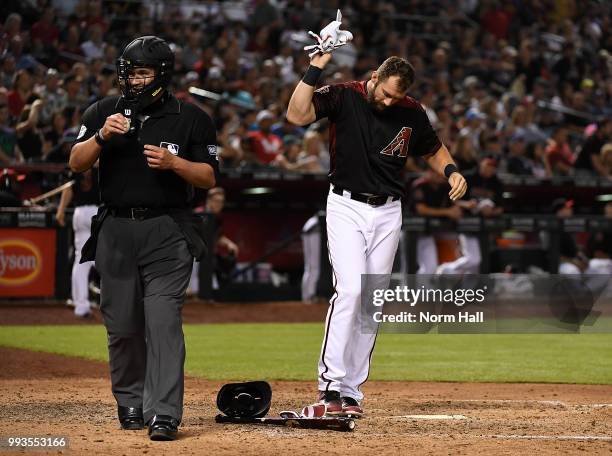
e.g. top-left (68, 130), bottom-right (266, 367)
top-left (444, 164), bottom-right (458, 178)
top-left (94, 129), bottom-right (107, 147)
top-left (302, 65), bottom-right (323, 87)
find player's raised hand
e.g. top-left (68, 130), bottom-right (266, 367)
top-left (310, 52), bottom-right (332, 69)
top-left (304, 9), bottom-right (352, 59)
top-left (448, 172), bottom-right (467, 201)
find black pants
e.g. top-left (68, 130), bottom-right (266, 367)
top-left (95, 214), bottom-right (193, 424)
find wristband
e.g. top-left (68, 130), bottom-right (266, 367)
top-left (444, 164), bottom-right (458, 178)
top-left (94, 129), bottom-right (107, 147)
top-left (302, 65), bottom-right (323, 87)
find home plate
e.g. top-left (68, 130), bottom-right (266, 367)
top-left (394, 415), bottom-right (468, 420)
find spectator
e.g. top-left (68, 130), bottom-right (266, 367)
top-left (57, 25), bottom-right (85, 72)
top-left (600, 143), bottom-right (612, 179)
top-left (0, 100), bottom-right (20, 164)
top-left (1, 13), bottom-right (22, 42)
top-left (248, 110), bottom-right (284, 164)
top-left (38, 68), bottom-right (68, 123)
top-left (574, 119), bottom-right (612, 176)
top-left (271, 114), bottom-right (305, 140)
top-left (7, 69), bottom-right (33, 119)
top-left (15, 100), bottom-right (45, 161)
top-left (272, 135), bottom-right (302, 171)
top-left (506, 132), bottom-right (532, 175)
top-left (451, 132), bottom-right (478, 173)
top-left (63, 73), bottom-right (88, 110)
top-left (545, 126), bottom-right (576, 176)
top-left (80, 24), bottom-right (105, 61)
top-left (0, 54), bottom-right (17, 88)
top-left (524, 140), bottom-right (549, 179)
top-left (30, 6), bottom-right (60, 55)
top-left (459, 107), bottom-right (486, 150)
top-left (88, 68), bottom-right (117, 104)
top-left (43, 109), bottom-right (68, 151)
top-left (45, 127), bottom-right (78, 163)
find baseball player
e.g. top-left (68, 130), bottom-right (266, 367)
top-left (287, 35), bottom-right (467, 415)
top-left (55, 167), bottom-right (100, 318)
top-left (301, 214), bottom-right (321, 302)
top-left (411, 169), bottom-right (459, 274)
top-left (436, 158), bottom-right (503, 275)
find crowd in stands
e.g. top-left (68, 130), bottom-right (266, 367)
top-left (0, 0), bottom-right (611, 182)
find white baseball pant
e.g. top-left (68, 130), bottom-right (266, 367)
top-left (436, 234), bottom-right (481, 274)
top-left (301, 215), bottom-right (321, 302)
top-left (318, 187), bottom-right (402, 402)
top-left (72, 205), bottom-right (98, 316)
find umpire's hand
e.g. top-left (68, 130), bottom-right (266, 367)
top-left (143, 144), bottom-right (177, 169)
top-left (101, 113), bottom-right (130, 138)
top-left (448, 172), bottom-right (467, 201)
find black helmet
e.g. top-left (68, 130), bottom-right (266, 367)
top-left (116, 36), bottom-right (174, 109)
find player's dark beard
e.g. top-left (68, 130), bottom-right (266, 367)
top-left (367, 82), bottom-right (386, 111)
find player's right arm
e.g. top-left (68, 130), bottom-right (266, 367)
top-left (55, 185), bottom-right (73, 227)
top-left (286, 53), bottom-right (332, 126)
top-left (69, 103), bottom-right (129, 172)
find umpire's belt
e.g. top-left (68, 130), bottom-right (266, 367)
top-left (332, 186), bottom-right (399, 207)
top-left (108, 207), bottom-right (169, 220)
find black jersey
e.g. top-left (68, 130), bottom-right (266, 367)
top-left (464, 170), bottom-right (503, 205)
top-left (312, 81), bottom-right (441, 198)
top-left (72, 167), bottom-right (99, 207)
top-left (74, 94), bottom-right (219, 208)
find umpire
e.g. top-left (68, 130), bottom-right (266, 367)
top-left (68, 36), bottom-right (218, 441)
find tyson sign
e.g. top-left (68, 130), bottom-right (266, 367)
top-left (0, 239), bottom-right (42, 286)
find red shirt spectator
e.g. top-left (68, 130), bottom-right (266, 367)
top-left (7, 69), bottom-right (32, 118)
top-left (248, 110), bottom-right (284, 164)
top-left (481, 5), bottom-right (513, 40)
top-left (30, 7), bottom-right (59, 46)
top-left (545, 128), bottom-right (575, 175)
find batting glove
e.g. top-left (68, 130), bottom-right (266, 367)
top-left (304, 9), bottom-right (353, 59)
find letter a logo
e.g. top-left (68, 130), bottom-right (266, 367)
top-left (380, 127), bottom-right (412, 158)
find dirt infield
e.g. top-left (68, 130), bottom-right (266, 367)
top-left (0, 303), bottom-right (611, 455)
top-left (0, 300), bottom-right (330, 325)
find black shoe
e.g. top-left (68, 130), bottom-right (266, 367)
top-left (148, 415), bottom-right (179, 441)
top-left (118, 406), bottom-right (144, 430)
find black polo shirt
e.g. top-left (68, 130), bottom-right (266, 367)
top-left (312, 81), bottom-right (441, 198)
top-left (74, 93), bottom-right (218, 208)
top-left (464, 170), bottom-right (503, 204)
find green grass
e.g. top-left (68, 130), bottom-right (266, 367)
top-left (0, 323), bottom-right (610, 384)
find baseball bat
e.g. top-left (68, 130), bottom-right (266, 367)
top-left (26, 180), bottom-right (75, 205)
top-left (214, 414), bottom-right (355, 432)
top-left (188, 87), bottom-right (256, 110)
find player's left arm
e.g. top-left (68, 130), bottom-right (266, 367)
top-left (424, 145), bottom-right (467, 201)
